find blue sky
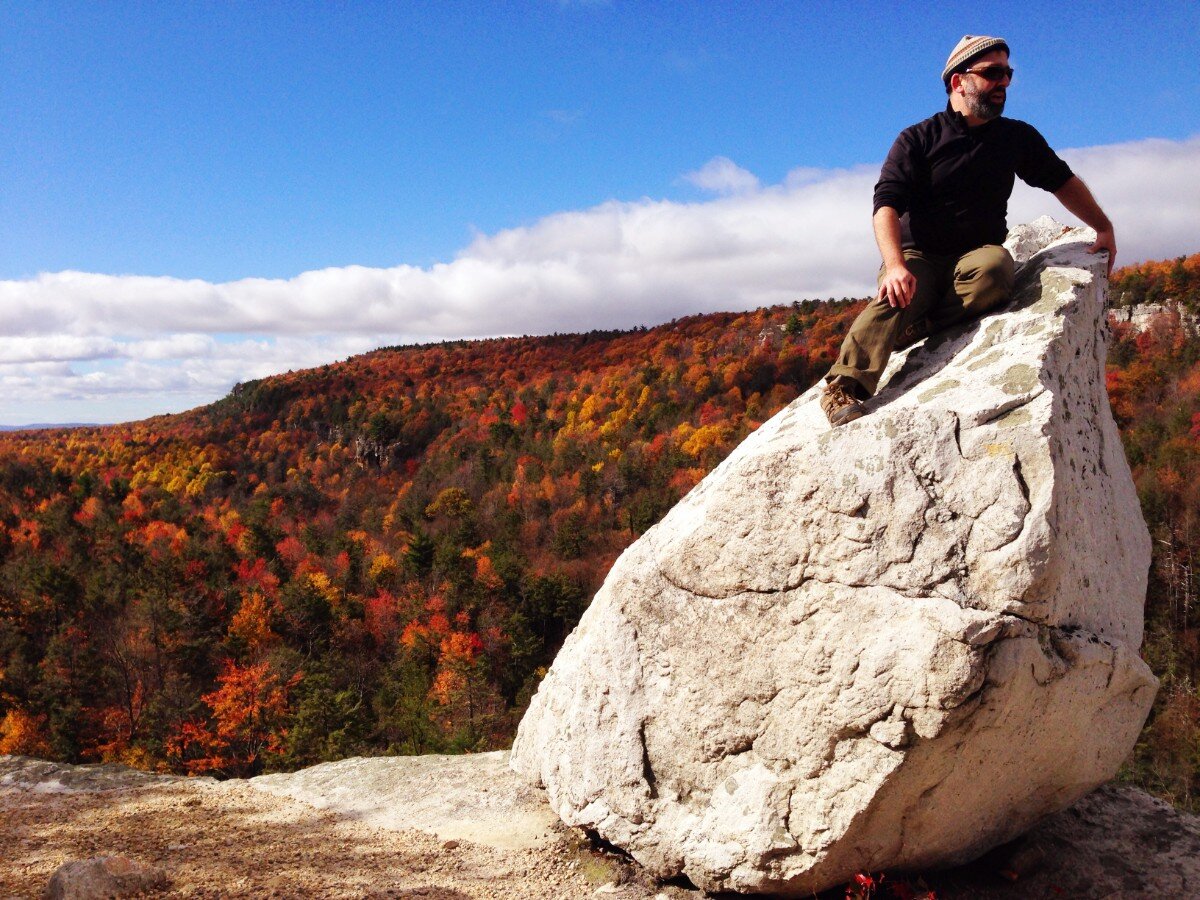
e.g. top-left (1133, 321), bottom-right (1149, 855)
top-left (2, 1), bottom-right (1199, 424)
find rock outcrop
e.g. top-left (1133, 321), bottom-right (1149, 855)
top-left (1110, 299), bottom-right (1200, 336)
top-left (510, 219), bottom-right (1159, 895)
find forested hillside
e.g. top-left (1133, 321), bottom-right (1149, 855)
top-left (3, 254), bottom-right (1200, 813)
top-left (1107, 260), bottom-right (1200, 810)
top-left (1110, 252), bottom-right (1200, 308)
top-left (0, 300), bottom-right (858, 776)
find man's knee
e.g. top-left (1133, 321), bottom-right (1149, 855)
top-left (955, 245), bottom-right (1014, 313)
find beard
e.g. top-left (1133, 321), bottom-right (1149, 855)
top-left (964, 83), bottom-right (1006, 120)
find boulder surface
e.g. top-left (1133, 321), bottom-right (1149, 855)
top-left (510, 219), bottom-right (1159, 895)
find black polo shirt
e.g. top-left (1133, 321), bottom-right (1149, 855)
top-left (873, 104), bottom-right (1074, 256)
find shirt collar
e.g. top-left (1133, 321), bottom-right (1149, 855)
top-left (943, 101), bottom-right (1000, 134)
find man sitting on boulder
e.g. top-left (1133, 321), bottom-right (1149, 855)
top-left (821, 34), bottom-right (1116, 427)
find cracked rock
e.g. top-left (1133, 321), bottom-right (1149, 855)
top-left (509, 219), bottom-right (1158, 895)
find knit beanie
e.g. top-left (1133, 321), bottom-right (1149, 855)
top-left (942, 35), bottom-right (1009, 84)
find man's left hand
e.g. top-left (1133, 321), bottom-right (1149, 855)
top-left (1088, 228), bottom-right (1116, 276)
top-left (1054, 176), bottom-right (1116, 278)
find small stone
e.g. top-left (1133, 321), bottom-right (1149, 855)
top-left (441, 839), bottom-right (459, 850)
top-left (43, 855), bottom-right (170, 900)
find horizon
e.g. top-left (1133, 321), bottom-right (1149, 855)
top-left (4, 2), bottom-right (1199, 424)
top-left (0, 298), bottom-right (855, 428)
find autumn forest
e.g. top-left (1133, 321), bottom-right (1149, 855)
top-left (2, 253), bottom-right (1199, 812)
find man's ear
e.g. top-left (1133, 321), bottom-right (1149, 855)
top-left (948, 72), bottom-right (963, 94)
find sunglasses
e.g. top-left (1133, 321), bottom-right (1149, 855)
top-left (963, 65), bottom-right (1014, 83)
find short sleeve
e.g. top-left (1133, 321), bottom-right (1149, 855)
top-left (1014, 122), bottom-right (1074, 193)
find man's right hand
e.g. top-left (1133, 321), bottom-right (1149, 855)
top-left (877, 263), bottom-right (917, 308)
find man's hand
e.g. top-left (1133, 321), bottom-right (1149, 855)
top-left (1054, 176), bottom-right (1116, 277)
top-left (1088, 227), bottom-right (1117, 276)
top-left (878, 263), bottom-right (917, 308)
top-left (872, 207), bottom-right (916, 307)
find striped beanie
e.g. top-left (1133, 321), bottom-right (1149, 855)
top-left (942, 35), bottom-right (1009, 84)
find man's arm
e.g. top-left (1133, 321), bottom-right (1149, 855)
top-left (874, 207), bottom-right (916, 307)
top-left (1053, 176), bottom-right (1116, 275)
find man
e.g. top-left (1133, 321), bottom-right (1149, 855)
top-left (821, 35), bottom-right (1116, 427)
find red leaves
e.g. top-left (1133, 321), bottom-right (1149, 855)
top-left (275, 535), bottom-right (307, 567)
top-left (844, 871), bottom-right (936, 900)
top-left (849, 872), bottom-right (876, 895)
top-left (363, 590), bottom-right (400, 645)
top-left (233, 557), bottom-right (280, 596)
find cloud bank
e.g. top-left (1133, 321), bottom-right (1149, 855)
top-left (4, 135), bottom-right (1198, 424)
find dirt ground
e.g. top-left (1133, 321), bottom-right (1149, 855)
top-left (0, 772), bottom-right (673, 900)
top-left (6, 754), bottom-right (1200, 899)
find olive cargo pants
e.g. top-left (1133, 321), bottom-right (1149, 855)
top-left (827, 244), bottom-right (1015, 396)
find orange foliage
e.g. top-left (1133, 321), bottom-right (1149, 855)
top-left (0, 709), bottom-right (53, 757)
top-left (169, 661), bottom-right (296, 776)
top-left (229, 591), bottom-right (278, 653)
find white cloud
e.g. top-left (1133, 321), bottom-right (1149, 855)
top-left (0, 336), bottom-right (119, 364)
top-left (2, 135), bottom-right (1197, 424)
top-left (1011, 136), bottom-right (1200, 265)
top-left (682, 156), bottom-right (762, 196)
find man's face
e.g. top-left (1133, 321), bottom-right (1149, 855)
top-left (956, 49), bottom-right (1011, 121)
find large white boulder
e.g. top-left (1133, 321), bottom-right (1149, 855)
top-left (510, 219), bottom-right (1159, 895)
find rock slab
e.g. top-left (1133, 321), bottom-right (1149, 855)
top-left (510, 219), bottom-right (1159, 895)
top-left (248, 750), bottom-right (561, 850)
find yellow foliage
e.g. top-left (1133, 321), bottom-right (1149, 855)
top-left (599, 406), bottom-right (630, 437)
top-left (184, 470), bottom-right (214, 498)
top-left (426, 487), bottom-right (474, 519)
top-left (306, 572), bottom-right (340, 606)
top-left (578, 394), bottom-right (601, 424)
top-left (680, 423), bottom-right (731, 458)
top-left (369, 552), bottom-right (398, 583)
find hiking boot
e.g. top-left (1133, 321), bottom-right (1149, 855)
top-left (821, 378), bottom-right (866, 427)
top-left (895, 316), bottom-right (932, 351)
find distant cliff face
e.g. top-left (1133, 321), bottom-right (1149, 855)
top-left (1110, 299), bottom-right (1200, 336)
top-left (511, 219), bottom-right (1158, 895)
